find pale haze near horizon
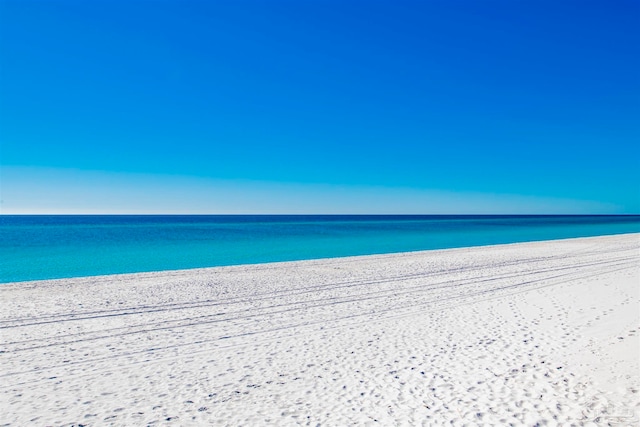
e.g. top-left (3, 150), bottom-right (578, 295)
top-left (1, 167), bottom-right (618, 215)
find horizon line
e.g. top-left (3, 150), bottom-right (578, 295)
top-left (2, 213), bottom-right (639, 217)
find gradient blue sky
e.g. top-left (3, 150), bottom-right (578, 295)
top-left (1, 0), bottom-right (638, 214)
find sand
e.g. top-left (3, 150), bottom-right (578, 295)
top-left (1, 234), bottom-right (639, 426)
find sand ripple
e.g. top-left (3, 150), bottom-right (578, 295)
top-left (1, 234), bottom-right (639, 425)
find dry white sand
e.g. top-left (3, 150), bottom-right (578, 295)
top-left (1, 234), bottom-right (639, 426)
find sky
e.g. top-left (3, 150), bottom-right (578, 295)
top-left (1, 0), bottom-right (638, 214)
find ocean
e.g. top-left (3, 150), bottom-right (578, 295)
top-left (1, 215), bottom-right (639, 283)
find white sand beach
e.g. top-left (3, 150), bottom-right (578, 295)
top-left (1, 234), bottom-right (639, 426)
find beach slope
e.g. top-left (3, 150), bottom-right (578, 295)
top-left (1, 234), bottom-right (639, 425)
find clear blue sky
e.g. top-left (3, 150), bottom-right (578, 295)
top-left (1, 0), bottom-right (638, 214)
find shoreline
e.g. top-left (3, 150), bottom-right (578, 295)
top-left (2, 233), bottom-right (639, 425)
top-left (3, 231), bottom-right (639, 287)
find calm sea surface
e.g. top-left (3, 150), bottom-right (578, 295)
top-left (1, 215), bottom-right (639, 283)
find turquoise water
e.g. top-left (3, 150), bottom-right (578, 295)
top-left (1, 215), bottom-right (639, 283)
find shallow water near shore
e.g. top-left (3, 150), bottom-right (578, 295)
top-left (1, 214), bottom-right (639, 283)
